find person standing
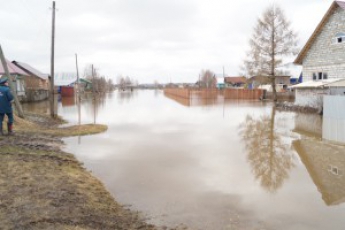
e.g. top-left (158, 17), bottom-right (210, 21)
top-left (0, 78), bottom-right (14, 135)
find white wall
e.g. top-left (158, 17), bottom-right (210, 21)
top-left (323, 95), bottom-right (345, 144)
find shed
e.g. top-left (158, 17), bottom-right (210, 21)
top-left (54, 73), bottom-right (77, 97)
top-left (290, 78), bottom-right (345, 109)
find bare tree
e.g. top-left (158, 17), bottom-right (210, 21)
top-left (243, 4), bottom-right (297, 101)
top-left (117, 76), bottom-right (133, 91)
top-left (200, 69), bottom-right (217, 88)
top-left (83, 65), bottom-right (114, 93)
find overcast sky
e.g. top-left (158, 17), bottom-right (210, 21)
top-left (0, 0), bottom-right (336, 83)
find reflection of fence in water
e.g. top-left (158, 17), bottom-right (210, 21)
top-left (163, 88), bottom-right (221, 107)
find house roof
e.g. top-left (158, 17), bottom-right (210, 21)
top-left (0, 59), bottom-right (29, 76)
top-left (290, 78), bottom-right (345, 88)
top-left (224, 76), bottom-right (246, 84)
top-left (294, 1), bottom-right (345, 64)
top-left (79, 78), bottom-right (92, 84)
top-left (12, 61), bottom-right (49, 80)
top-left (54, 72), bottom-right (77, 86)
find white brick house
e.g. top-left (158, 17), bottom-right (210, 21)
top-left (293, 1), bottom-right (345, 108)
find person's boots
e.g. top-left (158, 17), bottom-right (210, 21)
top-left (7, 123), bottom-right (14, 136)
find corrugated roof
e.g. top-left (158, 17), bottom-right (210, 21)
top-left (0, 59), bottom-right (29, 76)
top-left (294, 1), bottom-right (344, 64)
top-left (290, 78), bottom-right (345, 88)
top-left (12, 61), bottom-right (49, 80)
top-left (54, 72), bottom-right (77, 86)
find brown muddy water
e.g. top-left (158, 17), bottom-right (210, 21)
top-left (23, 90), bottom-right (345, 230)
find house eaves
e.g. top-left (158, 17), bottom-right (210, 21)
top-left (12, 61), bottom-right (49, 80)
top-left (290, 78), bottom-right (345, 88)
top-left (0, 59), bottom-right (29, 76)
top-left (294, 1), bottom-right (345, 65)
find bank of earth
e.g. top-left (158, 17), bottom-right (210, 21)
top-left (0, 113), bottom-right (163, 230)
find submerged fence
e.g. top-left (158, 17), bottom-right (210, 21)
top-left (163, 88), bottom-right (264, 100)
top-left (223, 89), bottom-right (264, 100)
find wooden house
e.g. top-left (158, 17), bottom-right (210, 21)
top-left (0, 59), bottom-right (29, 99)
top-left (12, 61), bottom-right (49, 102)
top-left (224, 76), bottom-right (247, 88)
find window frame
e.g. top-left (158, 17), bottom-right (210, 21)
top-left (312, 72), bottom-right (328, 81)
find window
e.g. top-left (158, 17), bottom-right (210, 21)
top-left (313, 72), bottom-right (328, 81)
top-left (335, 32), bottom-right (345, 43)
top-left (313, 73), bottom-right (317, 80)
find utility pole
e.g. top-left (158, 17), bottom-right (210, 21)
top-left (49, 1), bottom-right (56, 118)
top-left (0, 45), bottom-right (24, 118)
top-left (92, 64), bottom-right (95, 98)
top-left (75, 53), bottom-right (80, 94)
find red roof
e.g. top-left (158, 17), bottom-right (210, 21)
top-left (224, 76), bottom-right (247, 84)
top-left (0, 59), bottom-right (29, 76)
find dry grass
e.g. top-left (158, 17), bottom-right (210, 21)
top-left (2, 114), bottom-right (107, 138)
top-left (0, 113), bottom-right (157, 230)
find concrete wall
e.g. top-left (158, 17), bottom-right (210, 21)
top-left (295, 88), bottom-right (328, 108)
top-left (20, 90), bottom-right (49, 102)
top-left (302, 7), bottom-right (345, 81)
top-left (295, 87), bottom-right (345, 109)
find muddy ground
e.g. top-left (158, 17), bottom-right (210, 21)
top-left (0, 113), bottom-right (167, 230)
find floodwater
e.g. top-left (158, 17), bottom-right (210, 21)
top-left (24, 90), bottom-right (345, 230)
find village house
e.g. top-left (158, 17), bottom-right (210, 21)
top-left (12, 61), bottom-right (49, 102)
top-left (293, 1), bottom-right (345, 108)
top-left (224, 76), bottom-right (247, 88)
top-left (0, 59), bottom-right (28, 99)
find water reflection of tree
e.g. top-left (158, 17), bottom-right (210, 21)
top-left (239, 107), bottom-right (295, 193)
top-left (117, 90), bottom-right (137, 104)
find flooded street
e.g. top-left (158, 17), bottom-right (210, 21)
top-left (25, 90), bottom-right (345, 230)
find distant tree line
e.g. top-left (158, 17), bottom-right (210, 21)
top-left (83, 65), bottom-right (115, 92)
top-left (116, 76), bottom-right (138, 90)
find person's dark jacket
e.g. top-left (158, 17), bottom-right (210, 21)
top-left (0, 85), bottom-right (14, 113)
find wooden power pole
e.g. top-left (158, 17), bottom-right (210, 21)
top-left (49, 1), bottom-right (56, 118)
top-left (0, 45), bottom-right (25, 118)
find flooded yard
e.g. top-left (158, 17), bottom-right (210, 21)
top-left (24, 90), bottom-right (345, 230)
